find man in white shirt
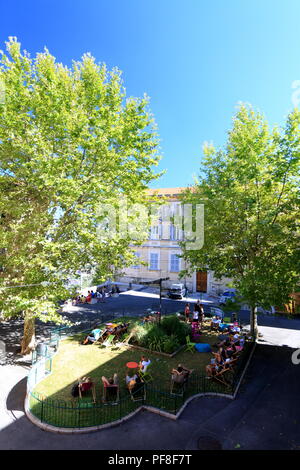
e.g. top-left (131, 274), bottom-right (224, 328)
top-left (139, 356), bottom-right (151, 373)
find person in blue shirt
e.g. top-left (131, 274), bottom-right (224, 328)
top-left (81, 328), bottom-right (102, 345)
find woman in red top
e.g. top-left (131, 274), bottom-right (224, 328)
top-left (86, 291), bottom-right (92, 303)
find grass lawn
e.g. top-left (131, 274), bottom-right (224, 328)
top-left (34, 318), bottom-right (221, 402)
top-left (30, 317), bottom-right (234, 427)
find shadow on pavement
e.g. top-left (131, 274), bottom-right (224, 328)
top-left (1, 342), bottom-right (300, 450)
top-left (6, 376), bottom-right (27, 413)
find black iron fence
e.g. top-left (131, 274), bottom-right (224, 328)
top-left (27, 320), bottom-right (255, 429)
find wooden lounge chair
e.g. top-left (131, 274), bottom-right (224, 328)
top-left (114, 325), bottom-right (129, 341)
top-left (92, 329), bottom-right (108, 345)
top-left (210, 358), bottom-right (237, 386)
top-left (170, 378), bottom-right (187, 397)
top-left (78, 378), bottom-right (96, 403)
top-left (102, 383), bottom-right (119, 404)
top-left (208, 366), bottom-right (231, 386)
top-left (129, 381), bottom-right (146, 402)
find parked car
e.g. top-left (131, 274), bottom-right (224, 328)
top-left (219, 289), bottom-right (236, 305)
top-left (167, 283), bottom-right (187, 299)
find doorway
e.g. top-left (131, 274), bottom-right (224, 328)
top-left (196, 271), bottom-right (207, 292)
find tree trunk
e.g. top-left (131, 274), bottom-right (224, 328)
top-left (21, 313), bottom-right (36, 355)
top-left (250, 305), bottom-right (258, 339)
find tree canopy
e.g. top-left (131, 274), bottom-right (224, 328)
top-left (0, 37), bottom-right (161, 351)
top-left (180, 104), bottom-right (300, 334)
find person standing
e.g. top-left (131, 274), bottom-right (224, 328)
top-left (193, 300), bottom-right (201, 322)
top-left (184, 303), bottom-right (191, 323)
top-left (199, 303), bottom-right (205, 324)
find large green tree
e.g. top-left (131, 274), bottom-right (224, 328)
top-left (180, 104), bottom-right (300, 336)
top-left (0, 38), bottom-right (160, 353)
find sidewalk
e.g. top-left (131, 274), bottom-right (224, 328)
top-left (1, 307), bottom-right (300, 449)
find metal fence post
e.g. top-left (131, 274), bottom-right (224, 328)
top-left (41, 398), bottom-right (44, 423)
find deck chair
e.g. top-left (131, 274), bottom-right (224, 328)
top-left (129, 380), bottom-right (146, 402)
top-left (210, 358), bottom-right (237, 387)
top-left (114, 325), bottom-right (129, 341)
top-left (224, 357), bottom-right (238, 369)
top-left (210, 366), bottom-right (233, 387)
top-left (210, 321), bottom-right (221, 332)
top-left (185, 335), bottom-right (196, 353)
top-left (78, 378), bottom-right (96, 403)
top-left (102, 334), bottom-right (115, 347)
top-left (138, 362), bottom-right (153, 383)
top-left (102, 383), bottom-right (119, 404)
top-left (93, 330), bottom-right (107, 345)
top-left (170, 378), bottom-right (187, 397)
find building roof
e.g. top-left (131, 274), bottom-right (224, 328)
top-left (146, 187), bottom-right (187, 197)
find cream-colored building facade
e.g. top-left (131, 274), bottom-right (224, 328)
top-left (117, 188), bottom-right (233, 295)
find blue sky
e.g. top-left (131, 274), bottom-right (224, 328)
top-left (1, 0), bottom-right (300, 188)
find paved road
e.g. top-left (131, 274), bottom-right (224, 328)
top-left (0, 289), bottom-right (225, 355)
top-left (1, 342), bottom-right (300, 450)
top-left (1, 290), bottom-right (300, 450)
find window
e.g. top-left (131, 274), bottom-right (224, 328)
top-left (132, 252), bottom-right (141, 269)
top-left (149, 253), bottom-right (159, 270)
top-left (170, 254), bottom-right (180, 272)
top-left (170, 222), bottom-right (184, 240)
top-left (149, 224), bottom-right (160, 240)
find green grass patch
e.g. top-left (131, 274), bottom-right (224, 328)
top-left (30, 316), bottom-right (231, 427)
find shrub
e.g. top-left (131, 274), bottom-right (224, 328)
top-left (162, 334), bottom-right (180, 354)
top-left (129, 316), bottom-right (190, 353)
top-left (142, 324), bottom-right (165, 349)
top-left (130, 324), bottom-right (149, 345)
top-left (160, 315), bottom-right (191, 343)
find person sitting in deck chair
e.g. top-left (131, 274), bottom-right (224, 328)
top-left (81, 328), bottom-right (102, 345)
top-left (102, 374), bottom-right (119, 402)
top-left (224, 341), bottom-right (237, 358)
top-left (71, 376), bottom-right (95, 399)
top-left (142, 315), bottom-right (151, 324)
top-left (206, 352), bottom-right (224, 377)
top-left (213, 346), bottom-right (229, 362)
top-left (210, 315), bottom-right (222, 331)
top-left (138, 355), bottom-right (151, 374)
top-left (171, 364), bottom-right (193, 384)
top-left (126, 371), bottom-right (139, 392)
top-left (102, 373), bottom-right (119, 387)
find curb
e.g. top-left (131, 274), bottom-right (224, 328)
top-left (24, 392), bottom-right (233, 434)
